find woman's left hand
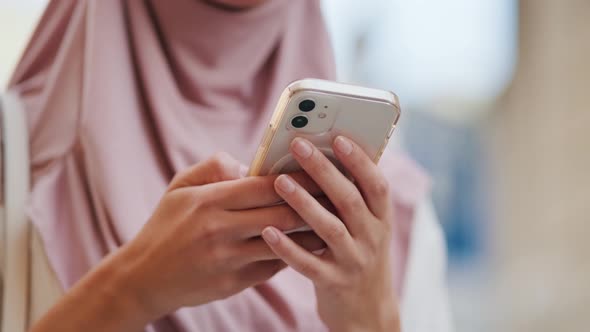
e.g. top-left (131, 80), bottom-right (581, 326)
top-left (262, 136), bottom-right (400, 332)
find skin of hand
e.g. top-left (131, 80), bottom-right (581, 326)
top-left (261, 137), bottom-right (401, 332)
top-left (30, 152), bottom-right (326, 332)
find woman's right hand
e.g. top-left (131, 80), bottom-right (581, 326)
top-left (117, 152), bottom-right (325, 319)
top-left (30, 153), bottom-right (326, 332)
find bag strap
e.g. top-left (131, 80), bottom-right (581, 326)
top-left (0, 92), bottom-right (31, 332)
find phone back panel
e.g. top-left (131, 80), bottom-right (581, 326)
top-left (249, 79), bottom-right (400, 176)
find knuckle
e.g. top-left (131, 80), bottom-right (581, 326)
top-left (325, 270), bottom-right (362, 292)
top-left (166, 188), bottom-right (205, 219)
top-left (209, 153), bottom-right (232, 175)
top-left (200, 220), bottom-right (224, 240)
top-left (170, 169), bottom-right (189, 187)
top-left (211, 246), bottom-right (241, 269)
top-left (338, 189), bottom-right (365, 214)
top-left (348, 252), bottom-right (367, 274)
top-left (328, 275), bottom-right (350, 291)
top-left (222, 246), bottom-right (244, 266)
top-left (324, 222), bottom-right (347, 242)
top-left (298, 261), bottom-right (321, 280)
top-left (382, 215), bottom-right (394, 233)
top-left (318, 271), bottom-right (349, 291)
top-left (208, 249), bottom-right (226, 268)
top-left (188, 188), bottom-right (207, 208)
top-left (370, 179), bottom-right (390, 198)
top-left (365, 220), bottom-right (391, 249)
top-left (347, 153), bottom-right (363, 171)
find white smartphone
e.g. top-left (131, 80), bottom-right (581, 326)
top-left (248, 79), bottom-right (400, 176)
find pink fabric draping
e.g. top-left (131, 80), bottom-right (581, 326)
top-left (8, 1), bottom-right (430, 330)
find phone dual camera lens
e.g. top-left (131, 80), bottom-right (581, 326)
top-left (298, 99), bottom-right (316, 112)
top-left (291, 116), bottom-right (309, 128)
top-left (292, 99), bottom-right (315, 129)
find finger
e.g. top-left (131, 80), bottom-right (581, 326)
top-left (228, 204), bottom-right (305, 239)
top-left (228, 196), bottom-right (335, 239)
top-left (168, 152), bottom-right (246, 191)
top-left (239, 231), bottom-right (327, 262)
top-left (274, 174), bottom-right (357, 258)
top-left (333, 136), bottom-right (392, 219)
top-left (289, 138), bottom-right (370, 231)
top-left (262, 226), bottom-right (328, 283)
top-left (207, 171), bottom-right (322, 210)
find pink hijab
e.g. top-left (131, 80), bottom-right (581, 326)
top-left (9, 0), bottom-right (430, 331)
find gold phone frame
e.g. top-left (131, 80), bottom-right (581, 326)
top-left (249, 79), bottom-right (400, 176)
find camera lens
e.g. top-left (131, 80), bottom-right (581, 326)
top-left (298, 99), bottom-right (316, 112)
top-left (291, 115), bottom-right (309, 128)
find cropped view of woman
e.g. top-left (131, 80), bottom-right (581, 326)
top-left (3, 0), bottom-right (451, 331)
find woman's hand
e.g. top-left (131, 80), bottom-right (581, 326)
top-left (31, 152), bottom-right (325, 332)
top-left (122, 152), bottom-right (325, 318)
top-left (261, 137), bottom-right (400, 332)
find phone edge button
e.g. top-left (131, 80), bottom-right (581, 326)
top-left (386, 125), bottom-right (396, 138)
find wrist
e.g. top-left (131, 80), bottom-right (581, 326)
top-left (373, 297), bottom-right (401, 332)
top-left (88, 244), bottom-right (162, 328)
top-left (29, 245), bottom-right (158, 332)
top-left (336, 298), bottom-right (400, 332)
top-left (106, 243), bottom-right (166, 323)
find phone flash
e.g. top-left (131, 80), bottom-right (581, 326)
top-left (318, 113), bottom-right (327, 119)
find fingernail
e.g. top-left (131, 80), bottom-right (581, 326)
top-left (276, 175), bottom-right (295, 193)
top-left (262, 227), bottom-right (280, 245)
top-left (239, 165), bottom-right (249, 178)
top-left (291, 138), bottom-right (313, 159)
top-left (334, 136), bottom-right (353, 155)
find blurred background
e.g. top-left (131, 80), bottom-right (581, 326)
top-left (1, 1), bottom-right (589, 331)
